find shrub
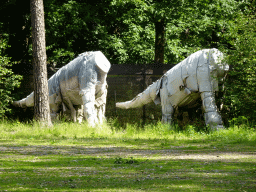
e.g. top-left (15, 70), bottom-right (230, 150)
top-left (222, 7), bottom-right (256, 125)
top-left (0, 36), bottom-right (22, 118)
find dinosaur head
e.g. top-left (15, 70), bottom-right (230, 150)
top-left (208, 48), bottom-right (229, 80)
top-left (93, 51), bottom-right (111, 74)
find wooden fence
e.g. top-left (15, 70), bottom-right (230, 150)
top-left (106, 64), bottom-right (174, 126)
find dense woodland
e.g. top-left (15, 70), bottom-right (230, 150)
top-left (0, 0), bottom-right (255, 126)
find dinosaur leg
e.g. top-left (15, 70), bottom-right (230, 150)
top-left (49, 93), bottom-right (61, 122)
top-left (63, 97), bottom-right (77, 122)
top-left (49, 104), bottom-right (59, 121)
top-left (201, 91), bottom-right (223, 130)
top-left (95, 85), bottom-right (107, 124)
top-left (75, 105), bottom-right (83, 124)
top-left (50, 107), bottom-right (60, 122)
top-left (160, 86), bottom-right (174, 124)
top-left (96, 104), bottom-right (106, 124)
top-left (80, 82), bottom-right (97, 126)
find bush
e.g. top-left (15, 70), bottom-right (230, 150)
top-left (222, 6), bottom-right (256, 125)
top-left (0, 36), bottom-right (22, 118)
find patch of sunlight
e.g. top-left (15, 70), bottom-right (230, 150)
top-left (190, 172), bottom-right (230, 177)
top-left (165, 152), bottom-right (256, 161)
top-left (165, 184), bottom-right (203, 190)
top-left (149, 152), bottom-right (256, 162)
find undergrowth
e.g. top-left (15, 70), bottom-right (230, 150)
top-left (0, 119), bottom-right (255, 146)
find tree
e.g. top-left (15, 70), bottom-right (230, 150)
top-left (154, 19), bottom-right (165, 64)
top-left (109, 0), bottom-right (240, 64)
top-left (30, 0), bottom-right (52, 126)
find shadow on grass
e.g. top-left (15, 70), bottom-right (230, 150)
top-left (0, 140), bottom-right (256, 191)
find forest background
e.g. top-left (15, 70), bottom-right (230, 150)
top-left (0, 0), bottom-right (255, 126)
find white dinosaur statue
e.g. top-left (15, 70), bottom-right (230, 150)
top-left (116, 48), bottom-right (229, 129)
top-left (13, 51), bottom-right (111, 126)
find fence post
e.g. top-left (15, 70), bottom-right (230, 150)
top-left (142, 67), bottom-right (146, 127)
top-left (114, 90), bottom-right (117, 117)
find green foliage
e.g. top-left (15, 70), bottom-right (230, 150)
top-left (44, 0), bottom-right (116, 66)
top-left (0, 0), bottom-right (246, 65)
top-left (229, 116), bottom-right (249, 127)
top-left (0, 36), bottom-right (22, 118)
top-left (222, 4), bottom-right (256, 123)
top-left (110, 0), bottom-right (241, 64)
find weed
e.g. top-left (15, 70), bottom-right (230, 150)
top-left (114, 157), bottom-right (139, 164)
top-left (229, 116), bottom-right (249, 127)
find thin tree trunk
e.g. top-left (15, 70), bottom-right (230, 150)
top-left (154, 19), bottom-right (165, 75)
top-left (30, 0), bottom-right (52, 127)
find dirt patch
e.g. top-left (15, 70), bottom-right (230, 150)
top-left (1, 144), bottom-right (255, 163)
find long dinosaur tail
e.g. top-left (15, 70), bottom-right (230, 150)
top-left (116, 79), bottom-right (161, 109)
top-left (13, 92), bottom-right (34, 108)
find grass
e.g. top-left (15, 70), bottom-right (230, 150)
top-left (0, 120), bottom-right (256, 191)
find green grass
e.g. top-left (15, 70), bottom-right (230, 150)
top-left (0, 120), bottom-right (256, 191)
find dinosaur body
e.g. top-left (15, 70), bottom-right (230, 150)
top-left (13, 51), bottom-right (111, 126)
top-left (116, 48), bottom-right (229, 129)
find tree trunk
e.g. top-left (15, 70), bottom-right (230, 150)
top-left (154, 19), bottom-right (165, 75)
top-left (30, 0), bottom-right (52, 127)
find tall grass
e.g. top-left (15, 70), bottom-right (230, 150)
top-left (1, 119), bottom-right (256, 146)
top-left (0, 120), bottom-right (112, 141)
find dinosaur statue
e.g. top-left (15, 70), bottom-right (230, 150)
top-left (13, 51), bottom-right (111, 126)
top-left (116, 48), bottom-right (229, 129)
